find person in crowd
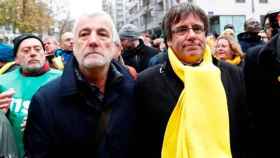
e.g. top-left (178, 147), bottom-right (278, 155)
top-left (0, 35), bottom-right (17, 74)
top-left (148, 49), bottom-right (168, 66)
top-left (43, 36), bottom-right (64, 70)
top-left (206, 33), bottom-right (218, 52)
top-left (0, 35), bottom-right (13, 67)
top-left (140, 32), bottom-right (152, 47)
top-left (24, 11), bottom-right (136, 158)
top-left (0, 110), bottom-right (18, 158)
top-left (237, 18), bottom-right (264, 53)
top-left (135, 3), bottom-right (250, 158)
top-left (258, 30), bottom-right (269, 42)
top-left (148, 37), bottom-right (168, 66)
top-left (113, 34), bottom-right (138, 80)
top-left (244, 9), bottom-right (280, 157)
top-left (262, 10), bottom-right (279, 42)
top-left (0, 34), bottom-right (61, 158)
top-left (152, 38), bottom-right (165, 52)
top-left (55, 32), bottom-right (74, 65)
top-left (214, 35), bottom-right (245, 67)
top-left (222, 28), bottom-right (236, 39)
top-left (119, 24), bottom-right (157, 72)
top-left (43, 36), bottom-right (59, 57)
top-left (224, 23), bottom-right (235, 32)
top-left (244, 10), bottom-right (279, 59)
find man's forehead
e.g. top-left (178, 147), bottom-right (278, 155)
top-left (173, 14), bottom-right (204, 26)
top-left (44, 39), bottom-right (56, 44)
top-left (62, 33), bottom-right (73, 40)
top-left (19, 38), bottom-right (43, 48)
top-left (247, 18), bottom-right (259, 24)
top-left (76, 15), bottom-right (112, 31)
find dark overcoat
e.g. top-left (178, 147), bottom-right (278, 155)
top-left (135, 59), bottom-right (251, 158)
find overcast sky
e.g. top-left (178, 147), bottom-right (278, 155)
top-left (68, 0), bottom-right (102, 19)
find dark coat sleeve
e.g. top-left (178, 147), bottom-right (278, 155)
top-left (24, 91), bottom-right (53, 158)
top-left (243, 33), bottom-right (280, 157)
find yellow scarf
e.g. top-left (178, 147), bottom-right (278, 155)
top-left (0, 61), bottom-right (16, 75)
top-left (52, 56), bottom-right (64, 70)
top-left (226, 56), bottom-right (241, 65)
top-left (162, 46), bottom-right (232, 158)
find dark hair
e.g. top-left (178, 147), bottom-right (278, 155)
top-left (224, 24), bottom-right (235, 31)
top-left (162, 3), bottom-right (208, 41)
top-left (263, 10), bottom-right (280, 36)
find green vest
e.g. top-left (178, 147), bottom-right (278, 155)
top-left (0, 68), bottom-right (61, 158)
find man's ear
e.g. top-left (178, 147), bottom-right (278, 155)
top-left (15, 56), bottom-right (20, 64)
top-left (167, 40), bottom-right (172, 47)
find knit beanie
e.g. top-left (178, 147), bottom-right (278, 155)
top-left (13, 34), bottom-right (45, 57)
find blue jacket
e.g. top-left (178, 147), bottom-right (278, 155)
top-left (24, 58), bottom-right (136, 158)
top-left (0, 43), bottom-right (14, 62)
top-left (54, 49), bottom-right (73, 65)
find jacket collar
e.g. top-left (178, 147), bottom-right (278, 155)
top-left (59, 57), bottom-right (124, 97)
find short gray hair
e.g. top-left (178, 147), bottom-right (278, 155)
top-left (73, 11), bottom-right (119, 43)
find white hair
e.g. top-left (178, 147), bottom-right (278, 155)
top-left (73, 11), bottom-right (119, 43)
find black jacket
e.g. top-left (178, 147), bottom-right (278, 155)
top-left (135, 59), bottom-right (250, 158)
top-left (244, 33), bottom-right (280, 157)
top-left (237, 32), bottom-right (264, 53)
top-left (122, 39), bottom-right (157, 72)
top-left (24, 58), bottom-right (136, 158)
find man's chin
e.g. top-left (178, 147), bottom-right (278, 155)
top-left (185, 49), bottom-right (203, 56)
top-left (82, 60), bottom-right (106, 69)
top-left (24, 66), bottom-right (42, 73)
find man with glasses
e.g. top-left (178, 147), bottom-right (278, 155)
top-left (135, 3), bottom-right (250, 158)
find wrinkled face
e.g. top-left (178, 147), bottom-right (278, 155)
top-left (61, 33), bottom-right (74, 51)
top-left (246, 19), bottom-right (261, 33)
top-left (16, 38), bottom-right (46, 73)
top-left (73, 15), bottom-right (115, 70)
top-left (215, 38), bottom-right (233, 60)
top-left (44, 38), bottom-right (58, 56)
top-left (167, 14), bottom-right (206, 64)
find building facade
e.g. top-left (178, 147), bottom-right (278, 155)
top-left (197, 0), bottom-right (280, 35)
top-left (103, 0), bottom-right (280, 36)
top-left (103, 0), bottom-right (126, 31)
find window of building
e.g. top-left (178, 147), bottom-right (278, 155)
top-left (236, 0), bottom-right (245, 3)
top-left (259, 0), bottom-right (268, 3)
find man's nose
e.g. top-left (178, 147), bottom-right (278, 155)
top-left (30, 49), bottom-right (38, 57)
top-left (185, 29), bottom-right (196, 39)
top-left (88, 32), bottom-right (98, 47)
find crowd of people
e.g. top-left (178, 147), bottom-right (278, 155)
top-left (0, 2), bottom-right (280, 158)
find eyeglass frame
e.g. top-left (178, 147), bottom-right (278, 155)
top-left (171, 24), bottom-right (205, 36)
